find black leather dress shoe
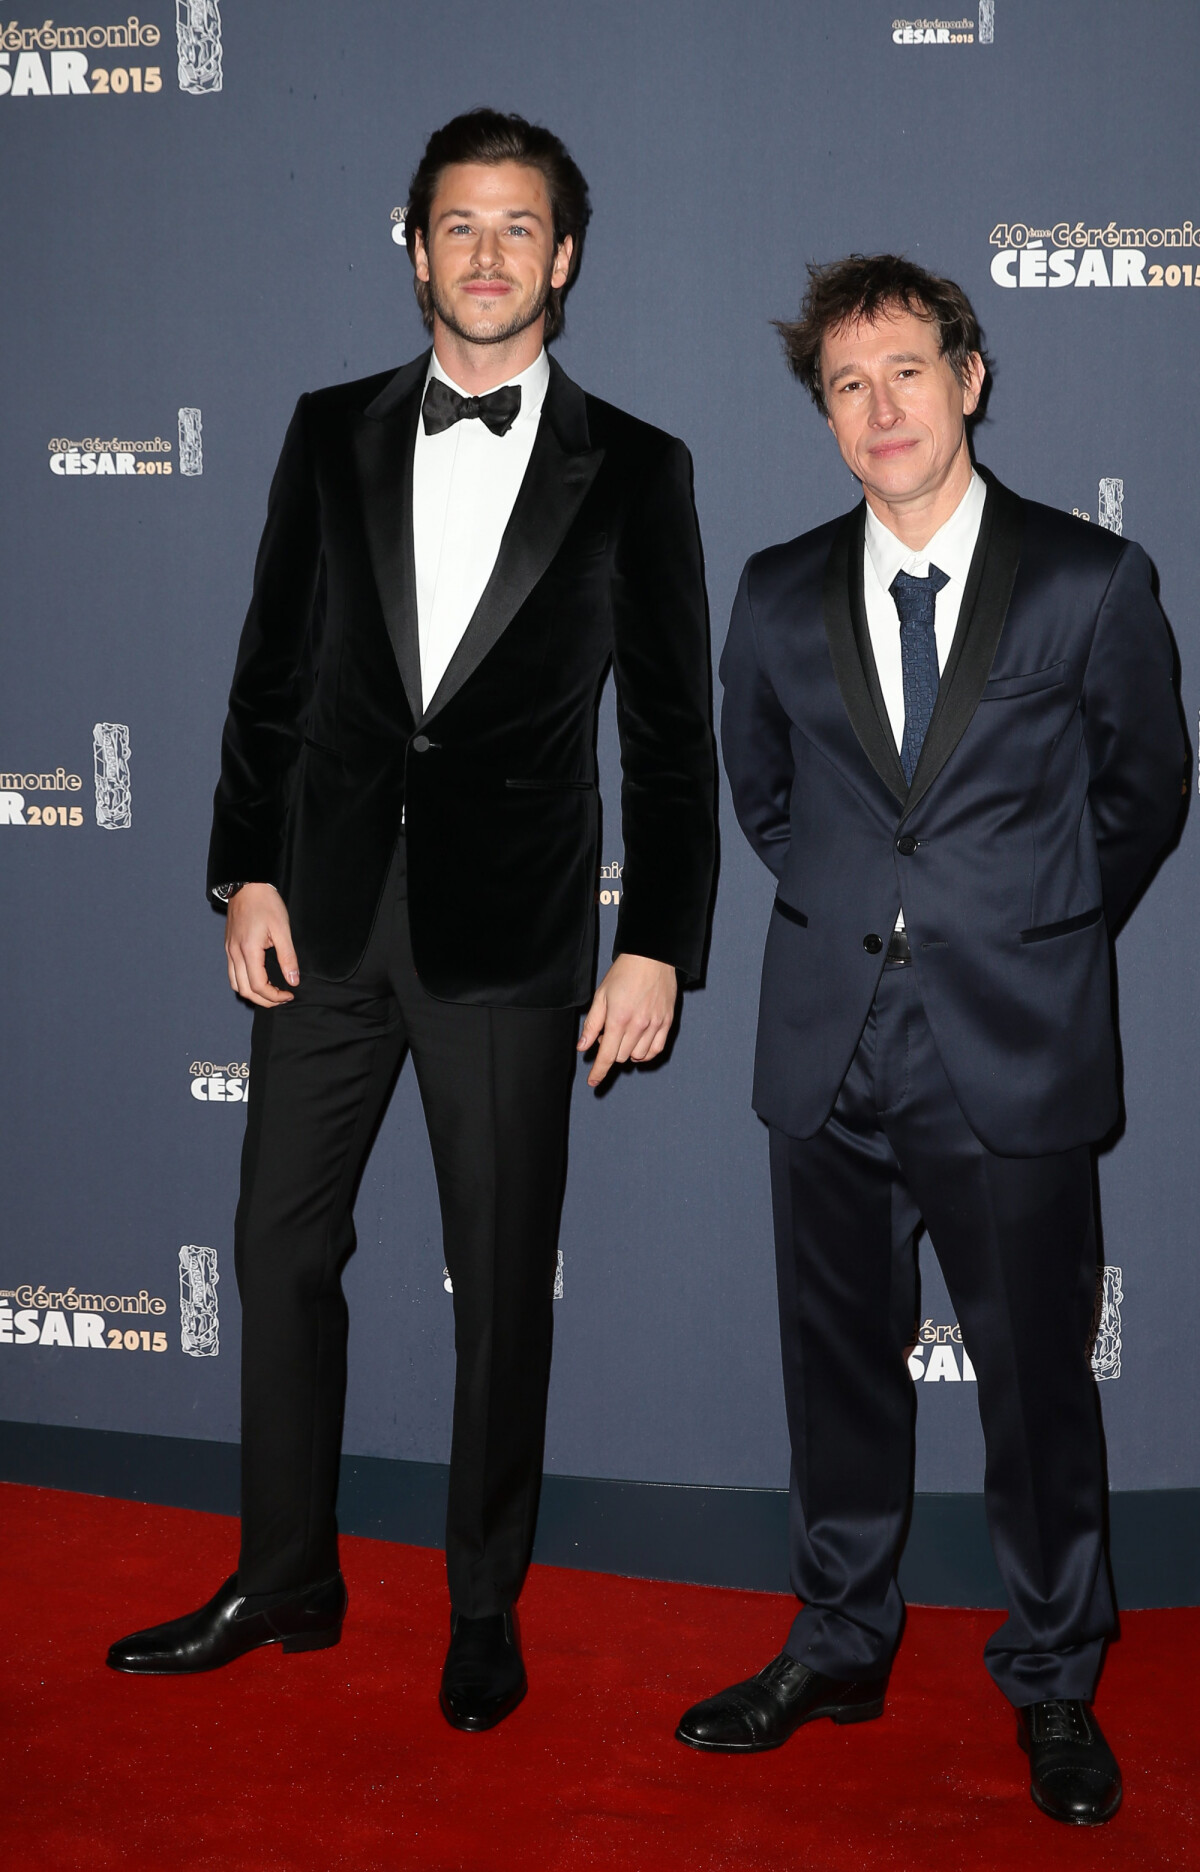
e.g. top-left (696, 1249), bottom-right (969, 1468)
top-left (1018, 1699), bottom-right (1122, 1825)
top-left (676, 1651), bottom-right (887, 1752)
top-left (106, 1573), bottom-right (347, 1675)
top-left (439, 1610), bottom-right (527, 1732)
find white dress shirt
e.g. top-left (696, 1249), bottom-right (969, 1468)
top-left (863, 468), bottom-right (987, 751)
top-left (412, 347), bottom-right (550, 711)
top-left (863, 469), bottom-right (986, 935)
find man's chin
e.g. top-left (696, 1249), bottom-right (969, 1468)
top-left (861, 456), bottom-right (933, 500)
top-left (435, 294), bottom-right (545, 349)
top-left (455, 322), bottom-right (528, 347)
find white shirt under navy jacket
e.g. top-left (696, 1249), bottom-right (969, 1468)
top-left (862, 467), bottom-right (988, 747)
top-left (863, 469), bottom-right (987, 930)
top-left (412, 347), bottom-right (550, 712)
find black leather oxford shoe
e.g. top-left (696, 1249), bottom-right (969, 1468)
top-left (676, 1651), bottom-right (887, 1752)
top-left (106, 1573), bottom-right (347, 1675)
top-left (438, 1609), bottom-right (527, 1732)
top-left (1018, 1699), bottom-right (1122, 1825)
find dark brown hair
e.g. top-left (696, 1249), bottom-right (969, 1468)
top-left (404, 109), bottom-right (591, 342)
top-left (775, 254), bottom-right (990, 415)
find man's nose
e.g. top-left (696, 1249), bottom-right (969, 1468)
top-left (868, 383), bottom-right (903, 427)
top-left (472, 228), bottom-right (501, 269)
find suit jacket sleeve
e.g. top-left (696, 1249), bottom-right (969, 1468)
top-left (206, 397), bottom-right (321, 898)
top-left (719, 560), bottom-right (795, 881)
top-left (1082, 540), bottom-right (1184, 928)
top-left (609, 436), bottom-right (717, 980)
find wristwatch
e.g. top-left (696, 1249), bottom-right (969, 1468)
top-left (212, 882), bottom-right (245, 904)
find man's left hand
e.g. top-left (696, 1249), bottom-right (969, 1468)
top-left (577, 954), bottom-right (678, 1087)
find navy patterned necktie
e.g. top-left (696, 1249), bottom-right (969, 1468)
top-left (890, 564), bottom-right (950, 785)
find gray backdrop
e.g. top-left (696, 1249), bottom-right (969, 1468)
top-left (2, 0), bottom-right (1196, 1508)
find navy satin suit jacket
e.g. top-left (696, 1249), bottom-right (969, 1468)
top-left (720, 469), bottom-right (1185, 1155)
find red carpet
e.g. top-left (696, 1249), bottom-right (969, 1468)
top-left (3, 1484), bottom-right (1197, 1870)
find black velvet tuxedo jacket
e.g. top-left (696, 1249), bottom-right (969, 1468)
top-left (208, 351), bottom-right (716, 1005)
top-left (721, 469), bottom-right (1185, 1155)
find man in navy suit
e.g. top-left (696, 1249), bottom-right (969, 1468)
top-left (676, 255), bottom-right (1183, 1825)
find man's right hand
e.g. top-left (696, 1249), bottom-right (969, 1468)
top-left (224, 883), bottom-right (300, 1008)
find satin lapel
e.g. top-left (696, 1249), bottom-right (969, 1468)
top-left (420, 357), bottom-right (604, 724)
top-left (353, 354), bottom-right (428, 724)
top-left (823, 504), bottom-right (908, 803)
top-left (902, 472), bottom-right (1023, 820)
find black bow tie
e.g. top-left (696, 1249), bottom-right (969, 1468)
top-left (421, 376), bottom-right (522, 439)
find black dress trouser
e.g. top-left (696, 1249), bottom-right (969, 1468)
top-left (770, 957), bottom-right (1115, 1707)
top-left (234, 836), bottom-right (578, 1616)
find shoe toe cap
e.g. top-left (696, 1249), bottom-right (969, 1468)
top-left (1035, 1766), bottom-right (1122, 1825)
top-left (675, 1697), bottom-right (756, 1748)
top-left (439, 1672), bottom-right (527, 1731)
top-left (106, 1630), bottom-right (163, 1670)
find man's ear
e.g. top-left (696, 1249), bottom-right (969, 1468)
top-left (551, 234), bottom-right (573, 290)
top-left (962, 350), bottom-right (986, 417)
top-left (413, 227), bottom-right (430, 284)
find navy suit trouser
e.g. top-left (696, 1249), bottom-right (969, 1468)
top-left (770, 958), bottom-right (1115, 1706)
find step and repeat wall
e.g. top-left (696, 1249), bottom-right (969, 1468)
top-left (2, 0), bottom-right (1197, 1508)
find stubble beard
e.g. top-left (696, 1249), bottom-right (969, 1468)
top-left (428, 269), bottom-right (551, 347)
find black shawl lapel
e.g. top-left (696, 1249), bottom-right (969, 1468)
top-left (353, 352), bottom-right (428, 724)
top-left (823, 503), bottom-right (909, 803)
top-left (420, 354), bottom-right (604, 724)
top-left (901, 470), bottom-right (1023, 820)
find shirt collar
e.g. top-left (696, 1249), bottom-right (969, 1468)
top-left (864, 468), bottom-right (987, 592)
top-left (426, 346), bottom-right (550, 425)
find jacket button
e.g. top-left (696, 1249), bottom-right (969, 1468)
top-left (411, 734), bottom-right (430, 753)
top-left (896, 834), bottom-right (917, 855)
top-left (863, 934), bottom-right (883, 954)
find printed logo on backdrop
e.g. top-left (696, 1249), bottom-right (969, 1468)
top-left (1071, 479), bottom-right (1124, 535)
top-left (597, 860), bottom-right (622, 908)
top-left (0, 723), bottom-right (131, 829)
top-left (49, 408), bottom-right (202, 477)
top-left (179, 1245), bottom-right (219, 1357)
top-left (445, 1257), bottom-right (565, 1302)
top-left (990, 221), bottom-right (1200, 290)
top-left (0, 1254), bottom-right (222, 1357)
top-left (176, 0), bottom-right (220, 94)
top-left (94, 722), bottom-right (131, 826)
top-left (0, 14), bottom-right (162, 96)
top-left (190, 1058), bottom-right (249, 1104)
top-left (907, 1319), bottom-right (977, 1384)
top-left (0, 1279), bottom-right (168, 1352)
top-left (0, 764), bottom-right (83, 828)
top-left (1090, 1266), bottom-right (1122, 1383)
top-left (891, 2), bottom-right (992, 46)
top-left (0, 9), bottom-right (222, 96)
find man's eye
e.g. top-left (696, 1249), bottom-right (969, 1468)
top-left (505, 225), bottom-right (529, 237)
top-left (449, 224), bottom-right (473, 236)
top-left (840, 380), bottom-right (864, 394)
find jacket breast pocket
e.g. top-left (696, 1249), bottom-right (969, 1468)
top-left (981, 662), bottom-right (1067, 701)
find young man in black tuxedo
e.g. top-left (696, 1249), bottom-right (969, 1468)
top-left (108, 110), bottom-right (716, 1729)
top-left (679, 256), bottom-right (1183, 1822)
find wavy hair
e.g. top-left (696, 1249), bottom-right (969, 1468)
top-left (775, 254), bottom-right (990, 414)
